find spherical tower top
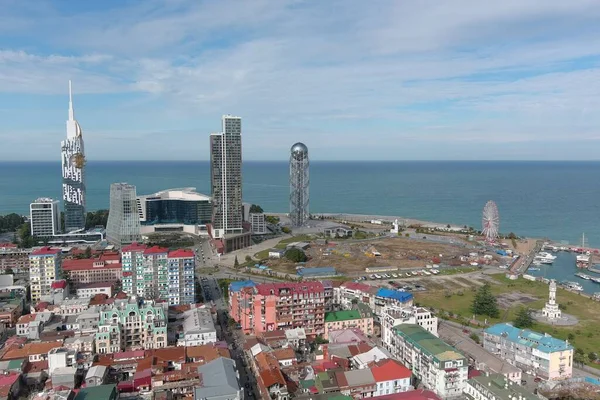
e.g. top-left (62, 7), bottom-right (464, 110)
top-left (291, 142), bottom-right (308, 161)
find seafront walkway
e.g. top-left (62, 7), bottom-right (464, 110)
top-left (510, 239), bottom-right (543, 275)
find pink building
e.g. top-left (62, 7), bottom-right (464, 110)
top-left (229, 281), bottom-right (325, 336)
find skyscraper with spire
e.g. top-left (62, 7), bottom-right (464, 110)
top-left (61, 81), bottom-right (86, 232)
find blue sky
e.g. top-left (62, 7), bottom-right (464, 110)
top-left (2, 0), bottom-right (600, 161)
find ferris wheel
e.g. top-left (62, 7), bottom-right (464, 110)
top-left (482, 200), bottom-right (499, 242)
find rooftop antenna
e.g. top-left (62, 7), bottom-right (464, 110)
top-left (68, 80), bottom-right (74, 121)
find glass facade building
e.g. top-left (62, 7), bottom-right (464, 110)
top-left (142, 199), bottom-right (212, 226)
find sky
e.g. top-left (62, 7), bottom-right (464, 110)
top-left (2, 0), bottom-right (600, 161)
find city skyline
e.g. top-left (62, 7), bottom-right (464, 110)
top-left (2, 1), bottom-right (600, 161)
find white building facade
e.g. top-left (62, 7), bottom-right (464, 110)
top-left (30, 198), bottom-right (61, 237)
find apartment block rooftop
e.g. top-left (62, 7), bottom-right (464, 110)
top-left (466, 373), bottom-right (538, 400)
top-left (324, 310), bottom-right (364, 323)
top-left (393, 324), bottom-right (465, 363)
top-left (484, 323), bottom-right (573, 353)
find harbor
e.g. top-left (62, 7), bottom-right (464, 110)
top-left (525, 250), bottom-right (600, 295)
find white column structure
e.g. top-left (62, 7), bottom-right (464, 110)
top-left (542, 280), bottom-right (561, 320)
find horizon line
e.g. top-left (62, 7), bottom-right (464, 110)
top-left (3, 159), bottom-right (600, 163)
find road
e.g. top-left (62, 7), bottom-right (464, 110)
top-left (198, 277), bottom-right (259, 399)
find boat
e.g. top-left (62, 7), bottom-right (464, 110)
top-left (528, 267), bottom-right (540, 271)
top-left (405, 272), bottom-right (411, 277)
top-left (532, 260), bottom-right (543, 266)
top-left (536, 252), bottom-right (557, 260)
top-left (431, 269), bottom-right (439, 275)
top-left (411, 271), bottom-right (418, 276)
top-left (576, 254), bottom-right (591, 269)
top-left (575, 272), bottom-right (591, 280)
top-left (590, 276), bottom-right (600, 284)
top-left (536, 257), bottom-right (554, 264)
top-left (563, 281), bottom-right (584, 291)
top-left (593, 293), bottom-right (600, 301)
top-left (423, 270), bottom-right (432, 276)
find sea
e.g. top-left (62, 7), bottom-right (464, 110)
top-left (1, 160), bottom-right (600, 247)
top-left (526, 252), bottom-right (600, 295)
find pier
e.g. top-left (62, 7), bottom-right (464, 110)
top-left (511, 239), bottom-right (543, 275)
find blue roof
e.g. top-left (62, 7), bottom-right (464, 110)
top-left (484, 323), bottom-right (573, 353)
top-left (585, 377), bottom-right (600, 386)
top-left (375, 288), bottom-right (414, 302)
top-left (297, 267), bottom-right (337, 276)
top-left (229, 280), bottom-right (256, 292)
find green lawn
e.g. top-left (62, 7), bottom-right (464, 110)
top-left (438, 267), bottom-right (479, 275)
top-left (415, 274), bottom-right (600, 368)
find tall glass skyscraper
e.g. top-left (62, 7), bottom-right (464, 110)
top-left (210, 115), bottom-right (243, 239)
top-left (106, 183), bottom-right (142, 246)
top-left (289, 143), bottom-right (310, 227)
top-left (61, 81), bottom-right (86, 232)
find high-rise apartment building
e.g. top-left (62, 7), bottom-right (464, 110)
top-left (229, 281), bottom-right (325, 336)
top-left (29, 247), bottom-right (62, 303)
top-left (289, 142), bottom-right (310, 227)
top-left (210, 115), bottom-right (243, 239)
top-left (30, 198), bottom-right (61, 237)
top-left (61, 81), bottom-right (86, 232)
top-left (95, 297), bottom-right (167, 354)
top-left (121, 244), bottom-right (195, 305)
top-left (106, 183), bottom-right (142, 246)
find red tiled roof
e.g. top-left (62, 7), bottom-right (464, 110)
top-left (51, 280), bottom-right (67, 289)
top-left (260, 368), bottom-right (285, 388)
top-left (121, 242), bottom-right (147, 252)
top-left (341, 281), bottom-right (373, 293)
top-left (371, 390), bottom-right (442, 400)
top-left (23, 360), bottom-right (48, 373)
top-left (0, 243), bottom-right (16, 249)
top-left (77, 281), bottom-right (114, 289)
top-left (371, 359), bottom-right (412, 382)
top-left (272, 348), bottom-right (295, 361)
top-left (99, 252), bottom-right (121, 261)
top-left (17, 314), bottom-right (37, 324)
top-left (35, 302), bottom-right (50, 311)
top-left (143, 245), bottom-right (169, 255)
top-left (114, 350), bottom-right (145, 360)
top-left (168, 249), bottom-right (194, 258)
top-left (2, 341), bottom-right (62, 360)
top-left (114, 291), bottom-right (129, 299)
top-left (31, 247), bottom-right (61, 256)
top-left (62, 259), bottom-right (122, 271)
top-left (255, 281), bottom-right (324, 296)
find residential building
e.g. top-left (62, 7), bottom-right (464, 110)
top-left (0, 245), bottom-right (30, 274)
top-left (464, 373), bottom-right (538, 400)
top-left (334, 281), bottom-right (378, 310)
top-left (106, 183), bottom-right (142, 246)
top-left (137, 187), bottom-right (212, 236)
top-left (121, 244), bottom-right (195, 305)
top-left (1, 341), bottom-right (63, 362)
top-left (483, 323), bottom-right (574, 380)
top-left (254, 350), bottom-right (289, 400)
top-left (374, 288), bottom-right (414, 315)
top-left (29, 247), bottom-right (62, 303)
top-left (194, 357), bottom-right (243, 400)
top-left (381, 305), bottom-right (438, 351)
top-left (30, 198), bottom-right (61, 237)
top-left (289, 142), bottom-right (310, 227)
top-left (210, 115), bottom-right (243, 239)
top-left (177, 307), bottom-right (217, 347)
top-left (229, 281), bottom-right (325, 336)
top-left (48, 347), bottom-right (77, 375)
top-left (85, 365), bottom-right (108, 387)
top-left (74, 384), bottom-right (118, 400)
top-left (64, 335), bottom-right (95, 354)
top-left (62, 254), bottom-right (122, 285)
top-left (249, 212), bottom-right (267, 234)
top-left (324, 310), bottom-right (373, 339)
top-left (76, 282), bottom-right (114, 298)
top-left (95, 297), bottom-right (167, 354)
top-left (388, 324), bottom-right (468, 399)
top-left (167, 249), bottom-right (196, 306)
top-left (336, 369), bottom-right (376, 398)
top-left (0, 372), bottom-right (21, 400)
top-left (285, 328), bottom-right (307, 349)
top-left (351, 346), bottom-right (391, 369)
top-left (61, 80), bottom-right (86, 233)
top-left (371, 359), bottom-right (413, 396)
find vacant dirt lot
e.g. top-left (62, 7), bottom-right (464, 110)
top-left (264, 236), bottom-right (499, 274)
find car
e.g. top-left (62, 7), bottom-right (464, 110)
top-left (462, 329), bottom-right (470, 334)
top-left (534, 377), bottom-right (542, 383)
top-left (388, 281), bottom-right (395, 285)
top-left (521, 380), bottom-right (527, 386)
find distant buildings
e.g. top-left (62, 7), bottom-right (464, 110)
top-left (62, 252), bottom-right (122, 285)
top-left (137, 187), bottom-right (212, 235)
top-left (464, 373), bottom-right (538, 400)
top-left (106, 183), bottom-right (142, 246)
top-left (121, 244), bottom-right (195, 306)
top-left (229, 281), bottom-right (326, 336)
top-left (61, 81), bottom-right (86, 232)
top-left (30, 198), bottom-right (61, 237)
top-left (29, 247), bottom-right (62, 303)
top-left (0, 244), bottom-right (30, 274)
top-left (95, 297), bottom-right (167, 354)
top-left (381, 305), bottom-right (438, 350)
top-left (387, 324), bottom-right (468, 398)
top-left (210, 115), bottom-right (243, 239)
top-left (249, 212), bottom-right (267, 235)
top-left (483, 323), bottom-right (573, 380)
top-left (289, 142), bottom-right (310, 227)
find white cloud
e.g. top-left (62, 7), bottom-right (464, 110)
top-left (1, 0), bottom-right (600, 159)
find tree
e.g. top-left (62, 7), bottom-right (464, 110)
top-left (446, 224), bottom-right (451, 229)
top-left (85, 210), bottom-right (110, 229)
top-left (285, 248), bottom-right (307, 263)
top-left (249, 204), bottom-right (264, 214)
top-left (245, 255), bottom-right (252, 263)
top-left (470, 283), bottom-right (499, 318)
top-left (507, 232), bottom-right (517, 239)
top-left (574, 348), bottom-right (586, 366)
top-left (282, 227), bottom-right (291, 234)
top-left (234, 256), bottom-right (240, 268)
top-left (84, 246), bottom-right (92, 259)
top-left (589, 352), bottom-right (598, 363)
top-left (567, 333), bottom-right (575, 341)
top-left (514, 307), bottom-right (534, 329)
top-left (469, 333), bottom-right (480, 344)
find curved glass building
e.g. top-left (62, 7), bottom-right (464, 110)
top-left (290, 142), bottom-right (310, 227)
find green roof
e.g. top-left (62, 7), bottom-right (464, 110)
top-left (468, 374), bottom-right (538, 400)
top-left (393, 324), bottom-right (465, 363)
top-left (324, 310), bottom-right (362, 322)
top-left (300, 379), bottom-right (315, 389)
top-left (6, 359), bottom-right (25, 371)
top-left (74, 384), bottom-right (118, 400)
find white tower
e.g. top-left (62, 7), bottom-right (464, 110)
top-left (542, 280), bottom-right (561, 320)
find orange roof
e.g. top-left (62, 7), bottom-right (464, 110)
top-left (2, 341), bottom-right (62, 360)
top-left (23, 360), bottom-right (48, 373)
top-left (136, 356), bottom-right (153, 372)
top-left (168, 249), bottom-right (194, 258)
top-left (31, 247), bottom-right (60, 256)
top-left (149, 347), bottom-right (186, 364)
top-left (17, 314), bottom-right (37, 324)
top-left (272, 348), bottom-right (296, 361)
top-left (186, 344), bottom-right (231, 363)
top-left (260, 368), bottom-right (286, 388)
top-left (371, 359), bottom-right (412, 382)
top-left (121, 242), bottom-right (147, 252)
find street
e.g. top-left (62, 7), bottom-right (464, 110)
top-left (198, 276), bottom-right (258, 399)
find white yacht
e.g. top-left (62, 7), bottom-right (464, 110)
top-left (564, 281), bottom-right (584, 292)
top-left (536, 252), bottom-right (557, 260)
